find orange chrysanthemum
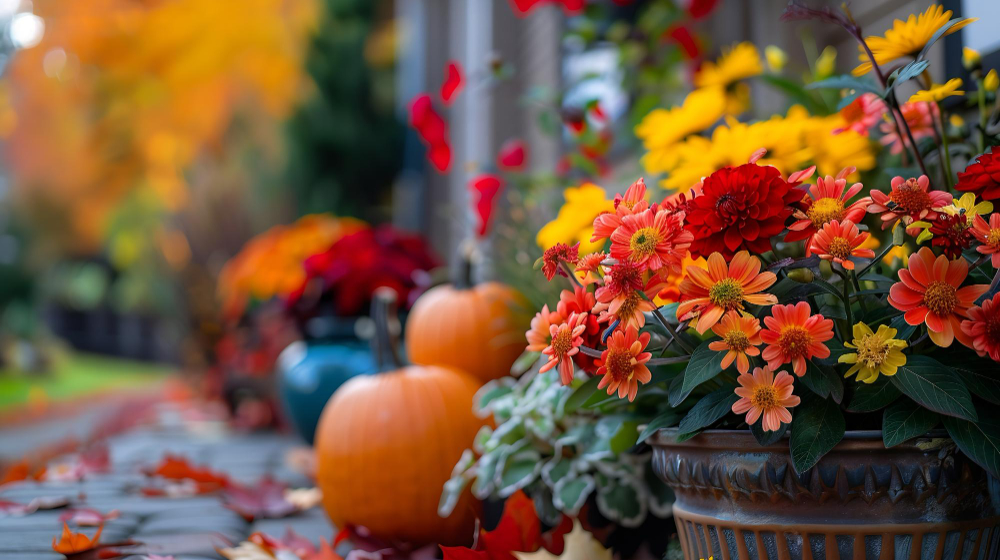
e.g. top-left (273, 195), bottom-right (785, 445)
top-left (708, 311), bottom-right (762, 374)
top-left (972, 213), bottom-right (1000, 268)
top-left (540, 313), bottom-right (587, 385)
top-left (962, 293), bottom-right (1000, 362)
top-left (595, 325), bottom-right (652, 401)
top-left (760, 302), bottom-right (834, 376)
top-left (732, 366), bottom-right (800, 432)
top-left (53, 522), bottom-right (102, 554)
top-left (888, 247), bottom-right (988, 348)
top-left (575, 251), bottom-right (607, 285)
top-left (593, 262), bottom-right (662, 329)
top-left (787, 167), bottom-right (871, 248)
top-left (592, 178), bottom-right (650, 241)
top-left (808, 219), bottom-right (875, 270)
top-left (677, 251), bottom-right (778, 334)
top-left (609, 207), bottom-right (692, 274)
top-left (868, 175), bottom-right (952, 229)
top-left (525, 304), bottom-right (564, 353)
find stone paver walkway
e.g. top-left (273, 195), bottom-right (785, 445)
top-left (0, 402), bottom-right (332, 559)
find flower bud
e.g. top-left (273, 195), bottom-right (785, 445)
top-left (985, 69), bottom-right (999, 92)
top-left (963, 47), bottom-right (982, 71)
top-left (815, 46), bottom-right (836, 79)
top-left (765, 45), bottom-right (787, 73)
top-left (787, 268), bottom-right (814, 283)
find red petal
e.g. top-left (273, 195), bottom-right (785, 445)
top-left (497, 139), bottom-right (527, 170)
top-left (441, 61), bottom-right (464, 105)
top-left (469, 174), bottom-right (504, 236)
top-left (665, 26), bottom-right (700, 59)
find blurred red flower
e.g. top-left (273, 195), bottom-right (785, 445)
top-left (956, 148), bottom-right (1000, 200)
top-left (409, 94), bottom-right (452, 172)
top-left (441, 61), bottom-right (464, 105)
top-left (469, 174), bottom-right (504, 237)
top-left (509, 0), bottom-right (585, 17)
top-left (497, 139), bottom-right (527, 170)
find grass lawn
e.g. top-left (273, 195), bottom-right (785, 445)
top-left (0, 353), bottom-right (174, 409)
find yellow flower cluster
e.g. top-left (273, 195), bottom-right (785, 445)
top-left (218, 215), bottom-right (366, 319)
top-left (535, 183), bottom-right (614, 254)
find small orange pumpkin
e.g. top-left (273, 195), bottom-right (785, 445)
top-left (405, 281), bottom-right (528, 383)
top-left (315, 289), bottom-right (482, 546)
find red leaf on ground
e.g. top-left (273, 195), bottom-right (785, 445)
top-left (441, 61), bottom-right (464, 105)
top-left (497, 139), bottom-right (526, 171)
top-left (0, 499), bottom-right (35, 516)
top-left (143, 455), bottom-right (229, 494)
top-left (469, 174), bottom-right (504, 237)
top-left (441, 491), bottom-right (573, 560)
top-left (221, 476), bottom-right (299, 521)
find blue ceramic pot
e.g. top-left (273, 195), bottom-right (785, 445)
top-left (277, 337), bottom-right (374, 444)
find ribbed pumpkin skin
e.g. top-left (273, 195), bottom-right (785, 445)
top-left (405, 282), bottom-right (527, 383)
top-left (314, 365), bottom-right (482, 546)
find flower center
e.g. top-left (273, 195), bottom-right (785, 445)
top-left (715, 193), bottom-right (741, 217)
top-left (889, 179), bottom-right (932, 214)
top-left (629, 227), bottom-right (662, 258)
top-left (807, 197), bottom-right (845, 227)
top-left (750, 384), bottom-right (779, 410)
top-left (923, 280), bottom-right (958, 316)
top-left (723, 330), bottom-right (751, 352)
top-left (827, 237), bottom-right (853, 260)
top-left (778, 325), bottom-right (812, 358)
top-left (989, 229), bottom-right (1000, 247)
top-left (604, 349), bottom-right (634, 382)
top-left (615, 292), bottom-right (641, 322)
top-left (986, 314), bottom-right (1000, 346)
top-left (551, 328), bottom-right (573, 355)
top-left (855, 333), bottom-right (890, 368)
top-left (708, 278), bottom-right (745, 311)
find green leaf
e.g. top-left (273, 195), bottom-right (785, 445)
top-left (952, 361), bottom-right (1000, 406)
top-left (800, 360), bottom-right (845, 403)
top-left (751, 418), bottom-right (787, 446)
top-left (887, 60), bottom-right (929, 88)
top-left (609, 420), bottom-right (640, 454)
top-left (475, 379), bottom-right (514, 412)
top-left (759, 74), bottom-right (821, 112)
top-left (510, 351), bottom-right (541, 376)
top-left (805, 74), bottom-right (881, 95)
top-left (890, 355), bottom-right (977, 420)
top-left (817, 338), bottom-right (849, 367)
top-left (768, 277), bottom-right (828, 303)
top-left (882, 398), bottom-right (939, 447)
top-left (552, 474), bottom-right (595, 516)
top-left (595, 473), bottom-right (647, 528)
top-left (847, 375), bottom-right (901, 412)
top-left (790, 395), bottom-right (845, 473)
top-left (678, 387), bottom-right (739, 436)
top-left (671, 340), bottom-right (726, 406)
top-left (563, 375), bottom-right (602, 413)
top-left (541, 456), bottom-right (572, 487)
top-left (889, 313), bottom-right (917, 342)
top-left (496, 448), bottom-right (542, 497)
top-left (636, 410), bottom-right (681, 444)
top-left (943, 416), bottom-right (1000, 479)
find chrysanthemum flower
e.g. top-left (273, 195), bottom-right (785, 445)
top-left (961, 293), bottom-right (1000, 362)
top-left (540, 242), bottom-right (579, 281)
top-left (595, 325), bottom-right (652, 401)
top-left (677, 251), bottom-right (777, 334)
top-left (868, 175), bottom-right (952, 228)
top-left (609, 208), bottom-right (692, 274)
top-left (853, 5), bottom-right (977, 76)
top-left (956, 148), bottom-right (1000, 201)
top-left (732, 366), bottom-right (800, 432)
top-left (760, 302), bottom-right (834, 376)
top-left (540, 313), bottom-right (587, 385)
top-left (592, 178), bottom-right (650, 242)
top-left (888, 246), bottom-right (989, 347)
top-left (684, 161), bottom-right (803, 259)
top-left (909, 78), bottom-right (964, 103)
top-left (594, 269), bottom-right (662, 330)
top-left (709, 311), bottom-right (762, 374)
top-left (926, 213), bottom-right (974, 259)
top-left (695, 42), bottom-right (763, 88)
top-left (575, 252), bottom-right (607, 285)
top-left (972, 213), bottom-right (1000, 267)
top-left (787, 167), bottom-right (871, 247)
top-left (656, 255), bottom-right (707, 304)
top-left (840, 323), bottom-right (908, 384)
top-left (557, 287), bottom-right (603, 373)
top-left (808, 219), bottom-right (875, 270)
top-left (834, 93), bottom-right (886, 136)
top-left (879, 102), bottom-right (938, 155)
top-left (525, 304), bottom-right (564, 352)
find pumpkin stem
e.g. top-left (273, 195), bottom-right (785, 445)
top-left (370, 287), bottom-right (404, 371)
top-left (455, 239), bottom-right (478, 290)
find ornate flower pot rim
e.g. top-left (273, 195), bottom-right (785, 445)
top-left (650, 427), bottom-right (951, 452)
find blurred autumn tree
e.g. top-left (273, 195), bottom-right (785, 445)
top-left (284, 0), bottom-right (403, 220)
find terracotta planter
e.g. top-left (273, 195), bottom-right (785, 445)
top-left (650, 429), bottom-right (1000, 560)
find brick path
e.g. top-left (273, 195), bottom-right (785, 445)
top-left (0, 402), bottom-right (333, 559)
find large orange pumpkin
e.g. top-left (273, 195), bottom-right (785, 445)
top-left (405, 281), bottom-right (528, 383)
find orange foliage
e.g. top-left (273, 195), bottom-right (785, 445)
top-left (52, 522), bottom-right (103, 554)
top-left (4, 0), bottom-right (318, 251)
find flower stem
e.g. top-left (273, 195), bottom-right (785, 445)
top-left (936, 103), bottom-right (955, 188)
top-left (651, 306), bottom-right (695, 354)
top-left (834, 268), bottom-right (855, 327)
top-left (561, 261), bottom-right (584, 289)
top-left (850, 269), bottom-right (869, 315)
top-left (648, 355), bottom-right (693, 366)
top-left (978, 78), bottom-right (988, 153)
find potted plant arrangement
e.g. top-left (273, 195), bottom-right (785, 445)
top-left (446, 3), bottom-right (1000, 559)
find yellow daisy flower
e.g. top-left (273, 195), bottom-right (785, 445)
top-left (695, 42), bottom-right (763, 88)
top-left (840, 323), bottom-right (908, 384)
top-left (536, 183), bottom-right (614, 254)
top-left (853, 5), bottom-right (978, 77)
top-left (635, 86), bottom-right (726, 170)
top-left (908, 78), bottom-right (964, 103)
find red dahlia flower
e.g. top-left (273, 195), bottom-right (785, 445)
top-left (962, 293), bottom-right (1000, 362)
top-left (684, 161), bottom-right (804, 259)
top-left (956, 149), bottom-right (1000, 201)
top-left (928, 213), bottom-right (974, 259)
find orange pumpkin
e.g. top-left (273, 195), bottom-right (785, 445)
top-left (314, 364), bottom-right (482, 545)
top-left (405, 282), bottom-right (528, 383)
